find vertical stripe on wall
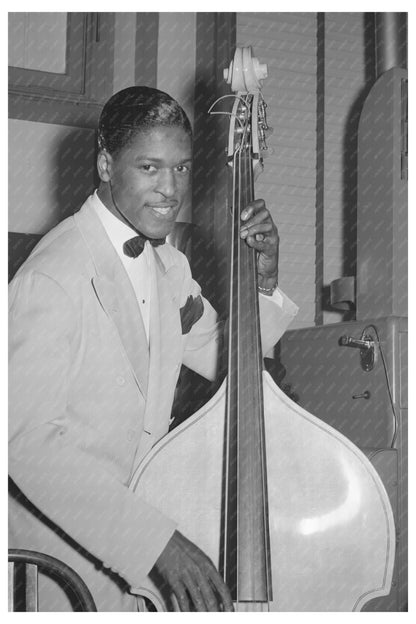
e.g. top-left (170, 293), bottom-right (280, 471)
top-left (156, 13), bottom-right (197, 224)
top-left (135, 13), bottom-right (159, 87)
top-left (113, 13), bottom-right (136, 93)
top-left (192, 13), bottom-right (236, 317)
top-left (315, 13), bottom-right (325, 325)
top-left (156, 13), bottom-right (197, 127)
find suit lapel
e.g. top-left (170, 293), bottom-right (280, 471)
top-left (91, 273), bottom-right (149, 398)
top-left (142, 247), bottom-right (182, 437)
top-left (74, 201), bottom-right (149, 398)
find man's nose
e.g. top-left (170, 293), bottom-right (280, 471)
top-left (156, 169), bottom-right (176, 197)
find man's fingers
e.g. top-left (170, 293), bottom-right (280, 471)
top-left (193, 568), bottom-right (220, 612)
top-left (241, 199), bottom-right (266, 221)
top-left (240, 222), bottom-right (273, 239)
top-left (152, 531), bottom-right (234, 612)
top-left (185, 543), bottom-right (233, 612)
top-left (182, 569), bottom-right (208, 611)
top-left (171, 582), bottom-right (191, 612)
top-left (184, 547), bottom-right (226, 611)
top-left (241, 208), bottom-right (269, 228)
top-left (207, 567), bottom-right (234, 612)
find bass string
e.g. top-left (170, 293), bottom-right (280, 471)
top-left (236, 124), bottom-right (255, 605)
top-left (240, 104), bottom-right (271, 607)
top-left (244, 136), bottom-right (273, 608)
top-left (236, 129), bottom-right (244, 607)
top-left (240, 104), bottom-right (272, 608)
top-left (225, 125), bottom-right (247, 604)
top-left (222, 124), bottom-right (242, 596)
top-left (241, 135), bottom-right (259, 605)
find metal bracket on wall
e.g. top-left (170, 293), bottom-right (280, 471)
top-left (339, 328), bottom-right (377, 372)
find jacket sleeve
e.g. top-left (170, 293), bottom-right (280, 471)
top-left (8, 270), bottom-right (177, 589)
top-left (180, 258), bottom-right (298, 381)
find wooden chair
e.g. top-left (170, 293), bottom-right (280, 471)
top-left (8, 549), bottom-right (97, 611)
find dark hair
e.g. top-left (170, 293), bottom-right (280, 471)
top-left (98, 86), bottom-right (192, 156)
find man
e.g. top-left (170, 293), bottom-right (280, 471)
top-left (9, 86), bottom-right (298, 611)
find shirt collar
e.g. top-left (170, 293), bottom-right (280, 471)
top-left (92, 190), bottom-right (143, 261)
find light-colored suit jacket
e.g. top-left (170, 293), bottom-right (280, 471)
top-left (8, 196), bottom-right (298, 611)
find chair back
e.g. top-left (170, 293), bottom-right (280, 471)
top-left (8, 549), bottom-right (97, 611)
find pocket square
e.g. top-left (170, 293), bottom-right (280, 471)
top-left (180, 295), bottom-right (204, 334)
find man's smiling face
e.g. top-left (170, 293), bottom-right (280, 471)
top-left (99, 125), bottom-right (192, 238)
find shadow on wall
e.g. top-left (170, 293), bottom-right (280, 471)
top-left (9, 126), bottom-right (98, 278)
top-left (9, 123), bottom-right (98, 236)
top-left (341, 14), bottom-right (376, 281)
top-left (52, 127), bottom-right (99, 224)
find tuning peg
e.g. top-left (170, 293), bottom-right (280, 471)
top-left (223, 60), bottom-right (233, 84)
top-left (253, 57), bottom-right (268, 81)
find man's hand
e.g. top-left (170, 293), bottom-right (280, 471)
top-left (240, 199), bottom-right (279, 289)
top-left (150, 530), bottom-right (234, 612)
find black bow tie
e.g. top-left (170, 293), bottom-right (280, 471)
top-left (123, 233), bottom-right (165, 258)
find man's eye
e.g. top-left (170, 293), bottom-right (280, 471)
top-left (140, 164), bottom-right (157, 172)
top-left (175, 165), bottom-right (191, 174)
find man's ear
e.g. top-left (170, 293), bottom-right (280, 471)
top-left (97, 150), bottom-right (113, 182)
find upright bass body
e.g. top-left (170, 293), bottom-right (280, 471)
top-left (129, 371), bottom-right (395, 611)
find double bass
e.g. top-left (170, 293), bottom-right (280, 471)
top-left (129, 47), bottom-right (395, 611)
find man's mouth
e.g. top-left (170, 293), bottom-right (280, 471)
top-left (147, 204), bottom-right (177, 216)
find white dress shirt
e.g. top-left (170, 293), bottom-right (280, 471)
top-left (92, 191), bottom-right (152, 344)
